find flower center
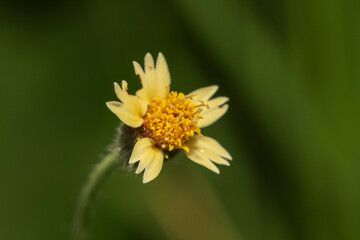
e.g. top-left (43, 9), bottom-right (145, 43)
top-left (141, 91), bottom-right (206, 152)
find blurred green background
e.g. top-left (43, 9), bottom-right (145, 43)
top-left (1, 0), bottom-right (359, 239)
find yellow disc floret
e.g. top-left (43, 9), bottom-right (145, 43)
top-left (142, 91), bottom-right (207, 152)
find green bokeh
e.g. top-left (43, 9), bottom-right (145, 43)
top-left (0, 0), bottom-right (359, 239)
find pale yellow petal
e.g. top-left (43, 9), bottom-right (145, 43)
top-left (144, 53), bottom-right (157, 97)
top-left (184, 135), bottom-right (231, 173)
top-left (114, 81), bottom-right (127, 102)
top-left (113, 81), bottom-right (148, 114)
top-left (135, 88), bottom-right (149, 103)
top-left (135, 150), bottom-right (154, 174)
top-left (198, 104), bottom-right (229, 128)
top-left (129, 138), bottom-right (155, 164)
top-left (202, 150), bottom-right (230, 166)
top-left (144, 52), bottom-right (155, 73)
top-left (133, 60), bottom-right (152, 101)
top-left (199, 96), bottom-right (228, 118)
top-left (185, 149), bottom-right (220, 174)
top-left (188, 86), bottom-right (229, 127)
top-left (128, 138), bottom-right (164, 183)
top-left (207, 96), bottom-right (229, 108)
top-left (108, 81), bottom-right (148, 127)
top-left (191, 135), bottom-right (232, 160)
top-left (155, 52), bottom-right (171, 89)
top-left (188, 85), bottom-right (218, 102)
top-left (134, 53), bottom-right (171, 102)
top-left (143, 149), bottom-right (164, 183)
top-left (133, 61), bottom-right (145, 80)
top-left (106, 101), bottom-right (144, 128)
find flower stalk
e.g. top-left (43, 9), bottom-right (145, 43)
top-left (73, 124), bottom-right (136, 240)
top-left (73, 150), bottom-right (120, 240)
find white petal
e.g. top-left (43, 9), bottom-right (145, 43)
top-left (198, 104), bottom-right (229, 128)
top-left (106, 101), bottom-right (144, 128)
top-left (185, 135), bottom-right (232, 173)
top-left (188, 85), bottom-right (218, 103)
top-left (143, 149), bottom-right (164, 183)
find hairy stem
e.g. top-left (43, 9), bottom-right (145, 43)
top-left (73, 151), bottom-right (120, 240)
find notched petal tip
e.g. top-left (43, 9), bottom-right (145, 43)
top-left (121, 80), bottom-right (128, 89)
top-left (113, 81), bottom-right (130, 102)
top-left (129, 138), bottom-right (164, 183)
top-left (188, 85), bottom-right (219, 103)
top-left (106, 101), bottom-right (120, 108)
top-left (210, 84), bottom-right (219, 90)
top-left (185, 135), bottom-right (231, 173)
top-left (205, 161), bottom-right (220, 174)
top-left (142, 177), bottom-right (151, 184)
top-left (106, 100), bottom-right (144, 128)
top-left (223, 161), bottom-right (231, 166)
top-left (144, 53), bottom-right (155, 71)
top-left (133, 61), bottom-right (144, 74)
top-left (129, 138), bottom-right (154, 163)
top-left (113, 81), bottom-right (120, 92)
top-left (132, 61), bottom-right (139, 67)
top-left (156, 53), bottom-right (167, 67)
top-left (218, 96), bottom-right (230, 105)
top-left (198, 104), bottom-right (229, 128)
top-left (206, 85), bottom-right (219, 94)
top-left (142, 147), bottom-right (164, 183)
top-left (135, 167), bottom-right (143, 174)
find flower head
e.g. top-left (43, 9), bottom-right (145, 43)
top-left (107, 53), bottom-right (232, 183)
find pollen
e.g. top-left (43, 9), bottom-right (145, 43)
top-left (141, 91), bottom-right (207, 152)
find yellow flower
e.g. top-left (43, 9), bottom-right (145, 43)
top-left (106, 53), bottom-right (232, 183)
